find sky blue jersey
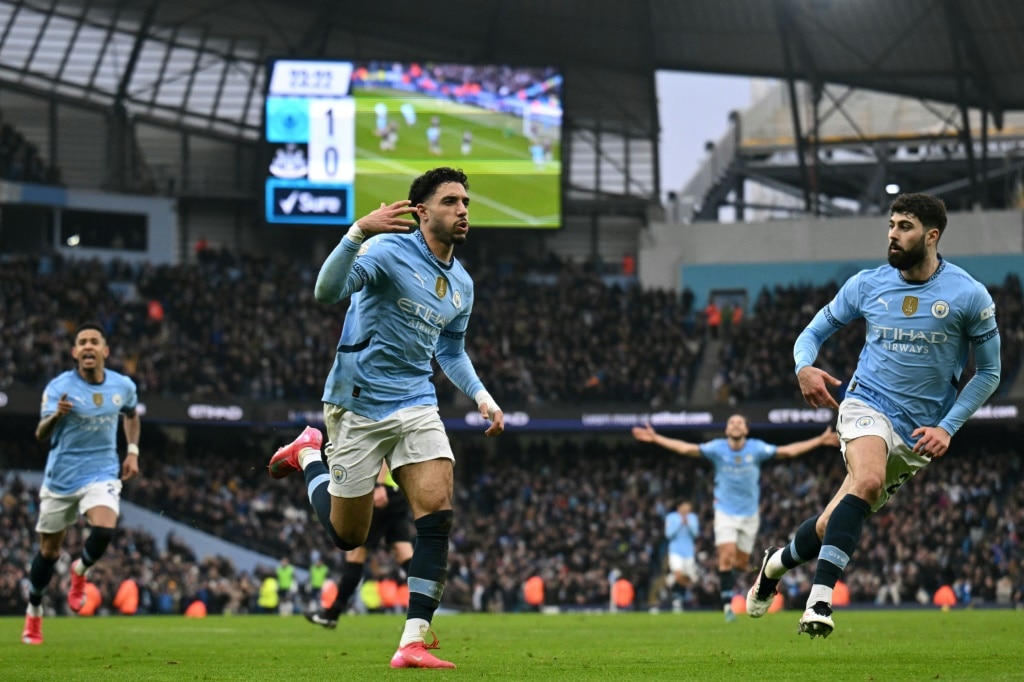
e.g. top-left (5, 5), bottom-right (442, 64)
top-left (318, 230), bottom-right (486, 420)
top-left (794, 258), bottom-right (1001, 445)
top-left (40, 369), bottom-right (137, 494)
top-left (665, 510), bottom-right (700, 559)
top-left (699, 438), bottom-right (777, 516)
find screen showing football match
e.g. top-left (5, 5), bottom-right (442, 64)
top-left (264, 59), bottom-right (563, 228)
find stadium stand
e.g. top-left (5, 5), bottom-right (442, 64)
top-left (3, 253), bottom-right (1020, 408)
top-left (4, 428), bottom-right (1020, 614)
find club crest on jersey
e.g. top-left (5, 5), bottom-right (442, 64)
top-left (112, 394), bottom-right (123, 406)
top-left (856, 416), bottom-right (875, 428)
top-left (93, 393), bottom-right (103, 407)
top-left (331, 464), bottom-right (348, 485)
top-left (452, 290), bottom-right (462, 309)
top-left (931, 301), bottom-right (950, 319)
top-left (901, 296), bottom-right (918, 316)
top-left (434, 277), bottom-right (448, 299)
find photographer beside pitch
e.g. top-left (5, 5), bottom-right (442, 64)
top-left (268, 167), bottom-right (503, 669)
top-left (746, 193), bottom-right (1001, 638)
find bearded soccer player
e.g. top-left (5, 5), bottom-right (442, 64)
top-left (746, 193), bottom-right (1001, 638)
top-left (268, 167), bottom-right (503, 669)
top-left (23, 323), bottom-right (141, 644)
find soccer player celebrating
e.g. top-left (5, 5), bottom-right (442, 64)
top-left (746, 193), bottom-right (1001, 638)
top-left (268, 167), bottom-right (503, 669)
top-left (24, 323), bottom-right (141, 644)
top-left (632, 416), bottom-right (838, 621)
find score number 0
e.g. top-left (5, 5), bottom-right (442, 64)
top-left (307, 98), bottom-right (356, 184)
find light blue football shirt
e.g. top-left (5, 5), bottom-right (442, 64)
top-left (40, 369), bottom-right (138, 494)
top-left (665, 510), bottom-right (700, 559)
top-left (795, 258), bottom-right (1000, 445)
top-left (318, 230), bottom-right (485, 420)
top-left (699, 438), bottom-right (777, 516)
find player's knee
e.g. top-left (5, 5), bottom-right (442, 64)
top-left (852, 474), bottom-right (885, 501)
top-left (334, 528), bottom-right (368, 551)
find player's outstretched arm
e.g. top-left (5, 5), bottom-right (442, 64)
top-left (775, 425), bottom-right (839, 459)
top-left (631, 423), bottom-right (701, 457)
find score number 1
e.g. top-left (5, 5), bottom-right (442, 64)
top-left (307, 98), bottom-right (356, 184)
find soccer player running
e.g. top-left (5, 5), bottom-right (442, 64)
top-left (305, 461), bottom-right (414, 627)
top-left (746, 193), bottom-right (1001, 638)
top-left (664, 500), bottom-right (699, 612)
top-left (632, 416), bottom-right (838, 621)
top-left (268, 167), bottom-right (503, 669)
top-left (23, 323), bottom-right (141, 645)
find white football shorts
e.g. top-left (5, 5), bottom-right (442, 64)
top-left (668, 554), bottom-right (699, 582)
top-left (322, 403), bottom-right (455, 498)
top-left (713, 510), bottom-right (759, 554)
top-left (836, 398), bottom-right (931, 513)
top-left (35, 480), bottom-right (123, 533)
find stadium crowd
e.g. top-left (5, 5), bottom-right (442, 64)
top-left (2, 254), bottom-right (1021, 410)
top-left (2, 249), bottom-right (1022, 617)
top-left (0, 253), bottom-right (705, 407)
top-left (3, 429), bottom-right (1021, 615)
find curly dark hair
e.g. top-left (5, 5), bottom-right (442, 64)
top-left (408, 167), bottom-right (469, 224)
top-left (74, 322), bottom-right (106, 341)
top-left (890, 193), bottom-right (947, 234)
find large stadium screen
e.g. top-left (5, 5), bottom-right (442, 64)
top-left (263, 59), bottom-right (563, 228)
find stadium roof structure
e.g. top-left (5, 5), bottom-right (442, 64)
top-left (1, 0), bottom-right (1022, 216)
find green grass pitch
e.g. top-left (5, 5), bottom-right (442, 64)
top-left (350, 90), bottom-right (561, 228)
top-left (3, 609), bottom-right (1022, 680)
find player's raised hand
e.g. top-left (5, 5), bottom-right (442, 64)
top-left (797, 366), bottom-right (842, 410)
top-left (356, 200), bottom-right (417, 236)
top-left (631, 422), bottom-right (657, 442)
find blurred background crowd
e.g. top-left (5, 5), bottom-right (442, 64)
top-left (2, 253), bottom-right (1021, 407)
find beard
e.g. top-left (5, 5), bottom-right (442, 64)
top-left (887, 237), bottom-right (927, 271)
